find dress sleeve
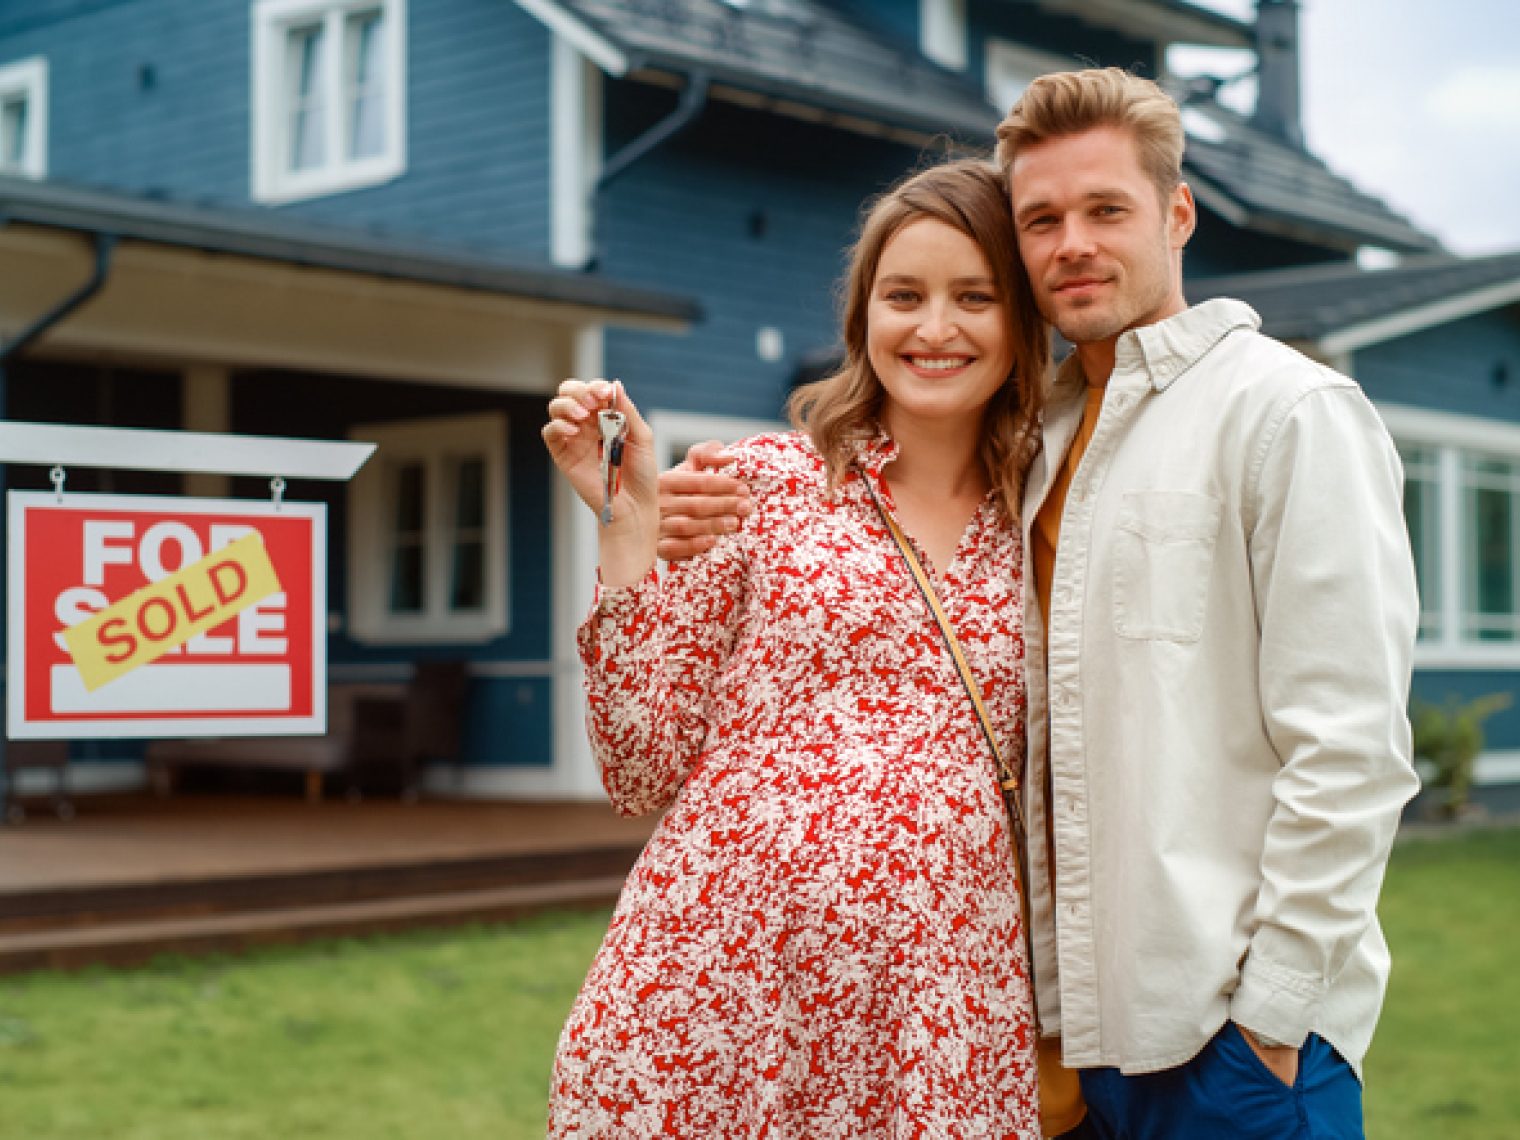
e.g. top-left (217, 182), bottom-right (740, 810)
top-left (1231, 382), bottom-right (1421, 1046)
top-left (576, 501), bottom-right (752, 817)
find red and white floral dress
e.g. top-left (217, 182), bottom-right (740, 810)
top-left (549, 431), bottom-right (1037, 1138)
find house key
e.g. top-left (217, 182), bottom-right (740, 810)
top-left (597, 408), bottom-right (628, 525)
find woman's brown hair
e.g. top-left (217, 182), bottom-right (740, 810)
top-left (787, 158), bottom-right (1047, 514)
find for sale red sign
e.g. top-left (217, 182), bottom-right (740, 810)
top-left (7, 493), bottom-right (326, 739)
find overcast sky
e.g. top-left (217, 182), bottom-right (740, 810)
top-left (1172, 0), bottom-right (1520, 256)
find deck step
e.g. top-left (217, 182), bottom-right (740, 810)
top-left (0, 875), bottom-right (627, 974)
top-left (0, 843), bottom-right (644, 935)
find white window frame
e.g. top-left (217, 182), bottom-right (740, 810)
top-left (347, 411), bottom-right (508, 645)
top-left (251, 0), bottom-right (407, 204)
top-left (0, 56), bottom-right (48, 179)
top-left (984, 39), bottom-right (1070, 116)
top-left (1379, 402), bottom-right (1520, 668)
top-left (648, 409), bottom-right (787, 473)
top-left (920, 0), bottom-right (967, 72)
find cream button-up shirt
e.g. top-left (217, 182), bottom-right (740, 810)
top-left (1022, 298), bottom-right (1420, 1077)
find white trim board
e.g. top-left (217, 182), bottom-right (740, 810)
top-left (550, 36), bottom-right (602, 268)
top-left (1322, 277), bottom-right (1520, 356)
top-left (0, 420), bottom-right (374, 480)
top-left (0, 55), bottom-right (49, 179)
top-left (512, 0), bottom-right (628, 76)
top-left (921, 0), bottom-right (967, 71)
top-left (1376, 402), bottom-right (1520, 458)
top-left (1474, 751), bottom-right (1520, 786)
top-left (3, 759), bottom-right (145, 796)
top-left (421, 760), bottom-right (606, 801)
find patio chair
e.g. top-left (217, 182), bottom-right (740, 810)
top-left (145, 660), bottom-right (470, 803)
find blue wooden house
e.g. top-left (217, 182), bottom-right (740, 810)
top-left (1, 0), bottom-right (1516, 799)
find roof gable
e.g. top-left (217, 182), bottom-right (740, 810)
top-left (1191, 250), bottom-right (1520, 351)
top-left (515, 0), bottom-right (1000, 140)
top-left (1180, 98), bottom-right (1441, 255)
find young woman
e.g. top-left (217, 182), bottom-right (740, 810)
top-left (542, 158), bottom-right (1048, 1137)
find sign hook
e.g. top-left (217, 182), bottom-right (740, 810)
top-left (49, 465), bottom-right (65, 503)
top-left (270, 475), bottom-right (286, 511)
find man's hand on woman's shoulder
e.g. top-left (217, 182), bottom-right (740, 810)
top-left (657, 441), bottom-right (754, 561)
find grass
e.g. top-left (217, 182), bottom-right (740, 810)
top-left (1364, 825), bottom-right (1520, 1137)
top-left (0, 909), bottom-right (612, 1140)
top-left (0, 828), bottom-right (1515, 1138)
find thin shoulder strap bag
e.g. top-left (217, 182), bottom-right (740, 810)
top-left (857, 467), bottom-right (1087, 1139)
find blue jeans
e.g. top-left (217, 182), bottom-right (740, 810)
top-left (1068, 1023), bottom-right (1364, 1139)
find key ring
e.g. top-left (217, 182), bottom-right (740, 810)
top-left (598, 409), bottom-right (629, 526)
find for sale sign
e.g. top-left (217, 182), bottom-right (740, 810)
top-left (7, 493), bottom-right (326, 739)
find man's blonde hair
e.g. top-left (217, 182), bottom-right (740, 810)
top-left (995, 67), bottom-right (1184, 203)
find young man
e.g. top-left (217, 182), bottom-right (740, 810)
top-left (656, 69), bottom-right (1419, 1139)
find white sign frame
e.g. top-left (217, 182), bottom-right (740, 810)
top-left (7, 492), bottom-right (328, 740)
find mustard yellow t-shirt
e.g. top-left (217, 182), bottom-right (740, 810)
top-left (1033, 383), bottom-right (1106, 635)
top-left (1027, 380), bottom-right (1105, 1138)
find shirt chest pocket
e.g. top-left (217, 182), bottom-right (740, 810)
top-left (1112, 491), bottom-right (1222, 643)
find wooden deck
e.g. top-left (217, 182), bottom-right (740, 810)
top-left (0, 794), bottom-right (656, 973)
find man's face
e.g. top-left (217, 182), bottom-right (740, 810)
top-left (1009, 125), bottom-right (1195, 349)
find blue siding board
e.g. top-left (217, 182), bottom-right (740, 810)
top-left (599, 85), bottom-right (918, 419)
top-left (832, 0), bottom-right (919, 55)
top-left (1412, 670), bottom-right (1520, 752)
top-left (0, 0), bottom-right (555, 259)
top-left (464, 676), bottom-right (553, 767)
top-left (1355, 309), bottom-right (1520, 422)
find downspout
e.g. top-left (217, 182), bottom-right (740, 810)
top-left (0, 228), bottom-right (114, 822)
top-left (590, 70), bottom-right (710, 264)
top-left (0, 230), bottom-right (118, 385)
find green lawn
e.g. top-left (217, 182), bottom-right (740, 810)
top-left (0, 910), bottom-right (611, 1139)
top-left (1364, 825), bottom-right (1520, 1138)
top-left (0, 827), bottom-right (1515, 1139)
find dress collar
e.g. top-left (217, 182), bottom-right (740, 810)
top-left (848, 427), bottom-right (900, 483)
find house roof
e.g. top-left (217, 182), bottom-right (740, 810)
top-left (515, 0), bottom-right (1003, 140)
top-left (520, 2), bottom-right (1436, 255)
top-left (0, 175), bottom-right (701, 325)
top-left (1020, 0), bottom-right (1252, 49)
top-left (1190, 249), bottom-right (1520, 353)
top-left (1179, 99), bottom-right (1442, 255)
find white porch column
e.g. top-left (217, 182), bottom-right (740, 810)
top-left (549, 323), bottom-right (609, 798)
top-left (181, 363), bottom-right (231, 498)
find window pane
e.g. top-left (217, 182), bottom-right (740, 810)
top-left (346, 9), bottom-right (386, 160)
top-left (0, 96), bottom-right (27, 171)
top-left (449, 457), bottom-right (486, 612)
top-left (388, 461), bottom-right (426, 614)
top-left (453, 457), bottom-right (484, 528)
top-left (286, 23), bottom-right (326, 171)
top-left (1398, 445), bottom-right (1442, 641)
top-left (1461, 455), bottom-right (1520, 641)
top-left (450, 540), bottom-right (484, 611)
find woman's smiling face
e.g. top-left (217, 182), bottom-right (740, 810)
top-left (867, 216), bottom-right (1013, 433)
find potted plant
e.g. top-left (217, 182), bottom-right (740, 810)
top-left (1409, 693), bottom-right (1512, 820)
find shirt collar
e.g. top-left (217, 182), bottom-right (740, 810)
top-left (1113, 298), bottom-right (1261, 392)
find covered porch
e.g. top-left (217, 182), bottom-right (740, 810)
top-left (0, 174), bottom-right (698, 804)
